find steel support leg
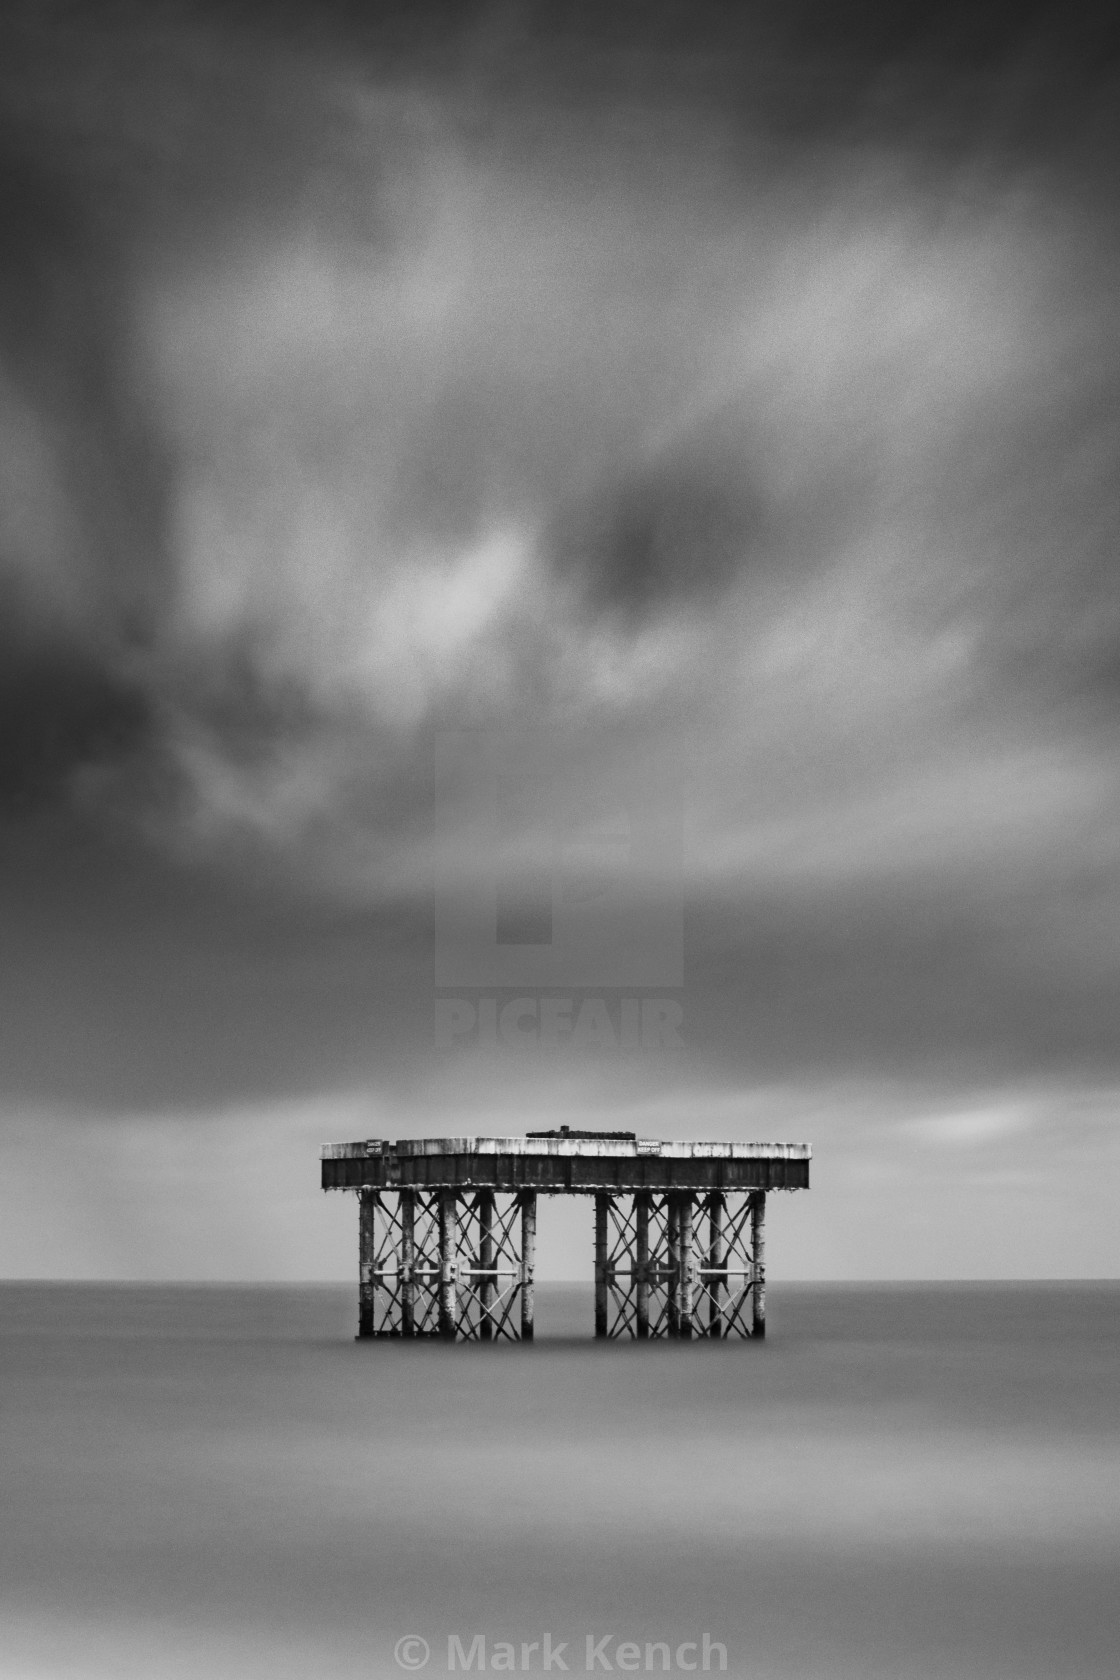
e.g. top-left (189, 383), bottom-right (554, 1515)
top-left (666, 1196), bottom-right (680, 1337)
top-left (478, 1190), bottom-right (495, 1341)
top-left (439, 1189), bottom-right (459, 1340)
top-left (400, 1189), bottom-right (415, 1337)
top-left (520, 1191), bottom-right (536, 1343)
top-left (708, 1191), bottom-right (724, 1338)
top-left (594, 1194), bottom-right (609, 1338)
top-left (635, 1193), bottom-right (651, 1339)
top-left (358, 1190), bottom-right (375, 1339)
top-left (678, 1194), bottom-right (694, 1339)
top-left (751, 1191), bottom-right (766, 1340)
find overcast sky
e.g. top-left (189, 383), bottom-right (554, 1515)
top-left (2, 0), bottom-right (1118, 1279)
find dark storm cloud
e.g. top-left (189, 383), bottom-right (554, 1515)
top-left (3, 2), bottom-right (1120, 1284)
top-left (0, 117), bottom-right (163, 806)
top-left (0, 629), bottom-right (149, 814)
top-left (0, 0), bottom-right (395, 807)
top-left (0, 812), bottom-right (433, 1110)
top-left (547, 440), bottom-right (770, 620)
top-left (687, 871), bottom-right (1120, 1087)
top-left (1, 0), bottom-right (1119, 1127)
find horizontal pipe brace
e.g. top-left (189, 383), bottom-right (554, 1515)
top-left (371, 1267), bottom-right (519, 1282)
top-left (375, 1269), bottom-right (751, 1285)
top-left (605, 1265), bottom-right (680, 1284)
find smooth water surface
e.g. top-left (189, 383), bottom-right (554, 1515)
top-left (2, 1283), bottom-right (1118, 1679)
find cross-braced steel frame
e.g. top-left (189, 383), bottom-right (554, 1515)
top-left (358, 1186), bottom-right (764, 1342)
top-left (358, 1188), bottom-right (536, 1340)
top-left (594, 1190), bottom-right (766, 1339)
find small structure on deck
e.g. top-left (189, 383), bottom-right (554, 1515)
top-left (321, 1128), bottom-right (810, 1342)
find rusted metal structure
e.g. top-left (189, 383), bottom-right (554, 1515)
top-left (321, 1129), bottom-right (810, 1342)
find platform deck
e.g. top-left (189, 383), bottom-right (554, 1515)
top-left (321, 1133), bottom-right (811, 1193)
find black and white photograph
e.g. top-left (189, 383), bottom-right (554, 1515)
top-left (2, 2), bottom-right (1119, 1676)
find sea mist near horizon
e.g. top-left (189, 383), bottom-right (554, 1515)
top-left (2, 1282), bottom-right (1118, 1680)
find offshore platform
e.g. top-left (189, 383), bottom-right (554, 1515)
top-left (321, 1128), bottom-right (810, 1341)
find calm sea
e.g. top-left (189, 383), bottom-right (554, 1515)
top-left (2, 1283), bottom-right (1117, 1680)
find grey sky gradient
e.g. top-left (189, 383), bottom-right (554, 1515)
top-left (2, 0), bottom-right (1118, 1277)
